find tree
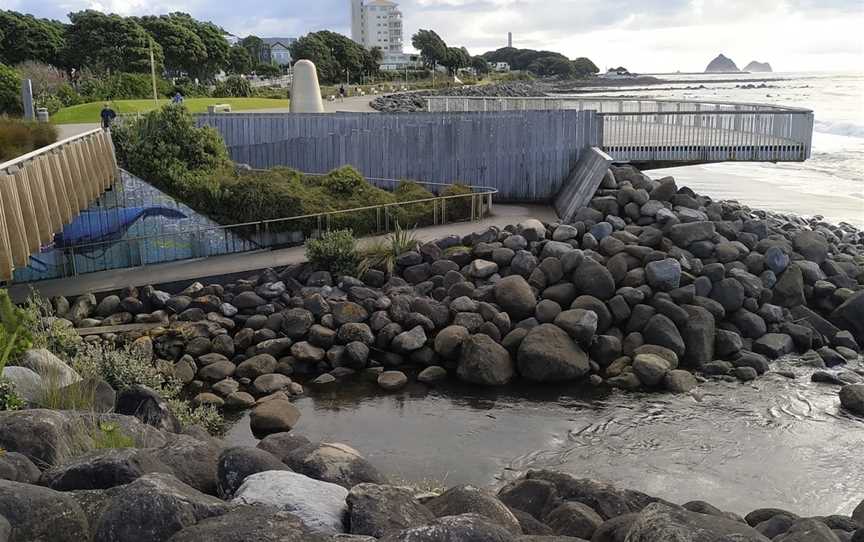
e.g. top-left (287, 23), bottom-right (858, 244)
top-left (290, 31), bottom-right (369, 84)
top-left (227, 45), bottom-right (253, 75)
top-left (0, 11), bottom-right (66, 67)
top-left (172, 14), bottom-right (229, 81)
top-left (572, 57), bottom-right (600, 77)
top-left (411, 29), bottom-right (447, 69)
top-left (239, 36), bottom-right (265, 64)
top-left (528, 56), bottom-right (575, 78)
top-left (254, 63), bottom-right (280, 78)
top-left (0, 63), bottom-right (20, 114)
top-left (363, 46), bottom-right (383, 76)
top-left (442, 47), bottom-right (470, 75)
top-left (471, 56), bottom-right (490, 76)
top-left (136, 15), bottom-right (207, 76)
top-left (66, 10), bottom-right (163, 74)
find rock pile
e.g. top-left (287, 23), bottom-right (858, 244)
top-left (370, 82), bottom-right (546, 112)
top-left (33, 164), bottom-right (864, 420)
top-left (0, 407), bottom-right (861, 541)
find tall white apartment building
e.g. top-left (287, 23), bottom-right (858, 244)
top-left (350, 0), bottom-right (404, 54)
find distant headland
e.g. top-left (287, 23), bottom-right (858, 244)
top-left (705, 54), bottom-right (773, 73)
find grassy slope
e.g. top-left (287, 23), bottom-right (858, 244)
top-left (52, 97), bottom-right (290, 124)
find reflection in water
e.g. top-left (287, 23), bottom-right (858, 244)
top-left (226, 358), bottom-right (864, 517)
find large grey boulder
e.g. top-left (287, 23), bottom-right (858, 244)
top-left (392, 326), bottom-right (428, 353)
top-left (642, 314), bottom-right (685, 359)
top-left (233, 470), bottom-right (349, 534)
top-left (839, 384), bottom-right (864, 416)
top-left (379, 513), bottom-right (516, 542)
top-left (148, 433), bottom-right (223, 496)
top-left (217, 446), bottom-right (291, 498)
top-left (497, 479), bottom-right (560, 521)
top-left (426, 485), bottom-right (522, 534)
top-left (543, 501), bottom-right (603, 539)
top-left (17, 349), bottom-right (80, 386)
top-left (0, 451), bottom-right (39, 484)
top-left (632, 354), bottom-right (670, 388)
top-left (773, 266), bottom-right (805, 308)
top-left (347, 483), bottom-right (435, 537)
top-left (572, 259), bottom-right (616, 300)
top-left (669, 222), bottom-right (716, 247)
top-left (494, 276), bottom-right (537, 321)
top-left (457, 334), bottom-right (515, 386)
top-left (433, 326), bottom-right (470, 360)
top-left (39, 448), bottom-right (172, 491)
top-left (282, 441), bottom-right (387, 489)
top-left (166, 505), bottom-right (312, 542)
top-left (832, 291), bottom-right (864, 344)
top-left (0, 479), bottom-right (90, 542)
top-left (517, 324), bottom-right (590, 382)
top-left (774, 518), bottom-right (843, 541)
top-left (250, 399), bottom-right (301, 436)
top-left (93, 473), bottom-right (230, 542)
top-left (792, 231), bottom-right (829, 264)
top-left (681, 306), bottom-right (715, 368)
top-left (645, 259), bottom-right (682, 291)
top-left (553, 309), bottom-right (598, 345)
top-left (626, 502), bottom-right (770, 541)
top-left (0, 366), bottom-right (42, 404)
top-left (517, 219), bottom-right (546, 242)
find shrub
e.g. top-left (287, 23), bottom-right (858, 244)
top-left (253, 87), bottom-right (286, 99)
top-left (167, 398), bottom-right (224, 435)
top-left (0, 289), bottom-right (35, 371)
top-left (441, 183), bottom-right (474, 221)
top-left (0, 63), bottom-right (20, 115)
top-left (0, 119), bottom-right (59, 161)
top-left (306, 229), bottom-right (358, 276)
top-left (213, 75), bottom-right (252, 98)
top-left (35, 93), bottom-right (63, 115)
top-left (358, 222), bottom-right (420, 276)
top-left (24, 292), bottom-right (82, 359)
top-left (393, 181), bottom-right (435, 228)
top-left (71, 342), bottom-right (163, 392)
top-left (171, 77), bottom-right (211, 98)
top-left (55, 83), bottom-right (83, 107)
top-left (93, 422), bottom-right (134, 449)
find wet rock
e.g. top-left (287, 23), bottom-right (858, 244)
top-left (457, 334), bottom-right (515, 386)
top-left (115, 385), bottom-right (181, 433)
top-left (233, 470), bottom-right (348, 534)
top-left (774, 518), bottom-right (842, 541)
top-left (217, 446), bottom-right (291, 498)
top-left (39, 448), bottom-right (172, 491)
top-left (664, 369), bottom-right (698, 393)
top-left (773, 266), bottom-right (806, 308)
top-left (497, 478), bottom-right (560, 521)
top-left (626, 502), bottom-right (769, 541)
top-left (517, 324), bottom-right (590, 382)
top-left (572, 258), bottom-right (616, 300)
top-left (544, 501), bottom-right (603, 539)
top-left (495, 276), bottom-right (537, 321)
top-left (642, 314), bottom-right (685, 358)
top-left (645, 259), bottom-right (682, 291)
top-left (553, 309), bottom-right (598, 345)
top-left (250, 399), bottom-right (301, 436)
top-left (392, 326), bottom-right (428, 353)
top-left (379, 371), bottom-right (408, 391)
top-left (839, 384), bottom-right (864, 416)
top-left (632, 354), bottom-right (670, 387)
top-left (753, 333), bottom-right (795, 359)
top-left (380, 513), bottom-right (516, 542)
top-left (165, 505), bottom-right (311, 542)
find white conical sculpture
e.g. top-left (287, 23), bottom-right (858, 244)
top-left (290, 59), bottom-right (325, 113)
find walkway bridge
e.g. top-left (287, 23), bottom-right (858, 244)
top-left (426, 96), bottom-right (814, 169)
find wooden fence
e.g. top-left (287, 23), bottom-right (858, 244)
top-left (196, 111), bottom-right (600, 201)
top-left (0, 129), bottom-right (117, 281)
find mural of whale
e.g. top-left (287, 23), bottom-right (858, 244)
top-left (52, 206), bottom-right (188, 248)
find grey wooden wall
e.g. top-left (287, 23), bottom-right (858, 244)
top-left (196, 111), bottom-right (600, 201)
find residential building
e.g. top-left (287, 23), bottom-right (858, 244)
top-left (260, 38), bottom-right (297, 66)
top-left (493, 62), bottom-right (511, 72)
top-left (350, 0), bottom-right (404, 54)
top-left (379, 52), bottom-right (422, 71)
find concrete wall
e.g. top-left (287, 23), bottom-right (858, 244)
top-left (196, 110), bottom-right (600, 202)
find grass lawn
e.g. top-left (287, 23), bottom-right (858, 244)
top-left (52, 97), bottom-right (290, 124)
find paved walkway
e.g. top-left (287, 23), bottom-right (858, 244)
top-left (9, 204), bottom-right (556, 301)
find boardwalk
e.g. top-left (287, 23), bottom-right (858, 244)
top-left (426, 96), bottom-right (814, 167)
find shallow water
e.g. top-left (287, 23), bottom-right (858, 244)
top-left (226, 357), bottom-right (864, 518)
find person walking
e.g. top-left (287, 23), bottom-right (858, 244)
top-left (171, 92), bottom-right (184, 104)
top-left (338, 84), bottom-right (346, 102)
top-left (100, 103), bottom-right (117, 130)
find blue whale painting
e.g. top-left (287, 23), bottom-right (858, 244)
top-left (53, 206), bottom-right (188, 247)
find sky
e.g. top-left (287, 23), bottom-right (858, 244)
top-left (4, 0), bottom-right (863, 72)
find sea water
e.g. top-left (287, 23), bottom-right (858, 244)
top-left (579, 72), bottom-right (864, 225)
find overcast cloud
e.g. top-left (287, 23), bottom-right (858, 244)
top-left (3, 0), bottom-right (862, 72)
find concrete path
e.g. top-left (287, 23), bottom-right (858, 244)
top-left (9, 203), bottom-right (557, 301)
top-left (56, 123), bottom-right (99, 139)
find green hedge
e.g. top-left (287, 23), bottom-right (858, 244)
top-left (0, 119), bottom-right (58, 161)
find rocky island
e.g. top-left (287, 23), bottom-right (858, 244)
top-left (705, 54), bottom-right (741, 73)
top-left (744, 61), bottom-right (773, 73)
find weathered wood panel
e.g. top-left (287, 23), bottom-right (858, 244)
top-left (554, 147), bottom-right (613, 222)
top-left (197, 111), bottom-right (600, 201)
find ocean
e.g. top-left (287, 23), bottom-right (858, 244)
top-left (579, 72), bottom-right (864, 226)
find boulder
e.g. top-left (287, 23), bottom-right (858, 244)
top-left (572, 259), bottom-right (616, 300)
top-left (347, 483), bottom-right (435, 537)
top-left (378, 371), bottom-right (408, 391)
top-left (553, 309), bottom-right (598, 345)
top-left (217, 446), bottom-right (291, 498)
top-left (0, 451), bottom-right (39, 484)
top-left (284, 441), bottom-right (387, 489)
top-left (0, 479), bottom-right (89, 542)
top-left (0, 366), bottom-right (42, 404)
top-left (495, 276), bottom-right (537, 321)
top-left (753, 333), bottom-right (795, 359)
top-left (792, 231), bottom-right (829, 264)
top-left (773, 266), bottom-right (805, 308)
top-left (632, 354), bottom-right (670, 387)
top-left (839, 384), bottom-right (864, 416)
top-left (517, 324), bottom-right (590, 382)
top-left (426, 485), bottom-right (521, 534)
top-left (434, 326), bottom-right (470, 360)
top-left (39, 448), bottom-right (172, 491)
top-left (165, 505), bottom-right (311, 542)
top-left (457, 334), bottom-right (515, 386)
top-left (517, 219), bottom-right (547, 242)
top-left (645, 259), bottom-right (682, 291)
top-left (497, 478), bottom-right (560, 521)
top-left (681, 306), bottom-right (715, 368)
top-left (392, 326), bottom-right (428, 353)
top-left (664, 370), bottom-right (698, 393)
top-left (774, 518), bottom-right (844, 541)
top-left (669, 222), bottom-right (716, 247)
top-left (250, 399), bottom-right (301, 436)
top-left (18, 349), bottom-right (80, 387)
top-left (832, 291), bottom-right (864, 344)
top-left (233, 471), bottom-right (349, 534)
top-left (114, 385), bottom-right (181, 433)
top-left (544, 501), bottom-right (603, 539)
top-left (626, 502), bottom-right (769, 541)
top-left (91, 473), bottom-right (228, 542)
top-left (379, 513), bottom-right (516, 542)
top-left (642, 314), bottom-right (685, 359)
top-left (711, 279), bottom-right (746, 313)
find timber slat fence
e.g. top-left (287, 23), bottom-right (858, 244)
top-left (0, 129), bottom-right (117, 281)
top-left (196, 111), bottom-right (600, 201)
top-left (426, 96), bottom-right (814, 164)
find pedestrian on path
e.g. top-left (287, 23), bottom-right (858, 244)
top-left (100, 103), bottom-right (116, 130)
top-left (339, 85), bottom-right (346, 102)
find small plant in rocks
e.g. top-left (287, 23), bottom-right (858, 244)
top-left (306, 229), bottom-right (359, 276)
top-left (0, 378), bottom-right (24, 411)
top-left (359, 222), bottom-right (420, 275)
